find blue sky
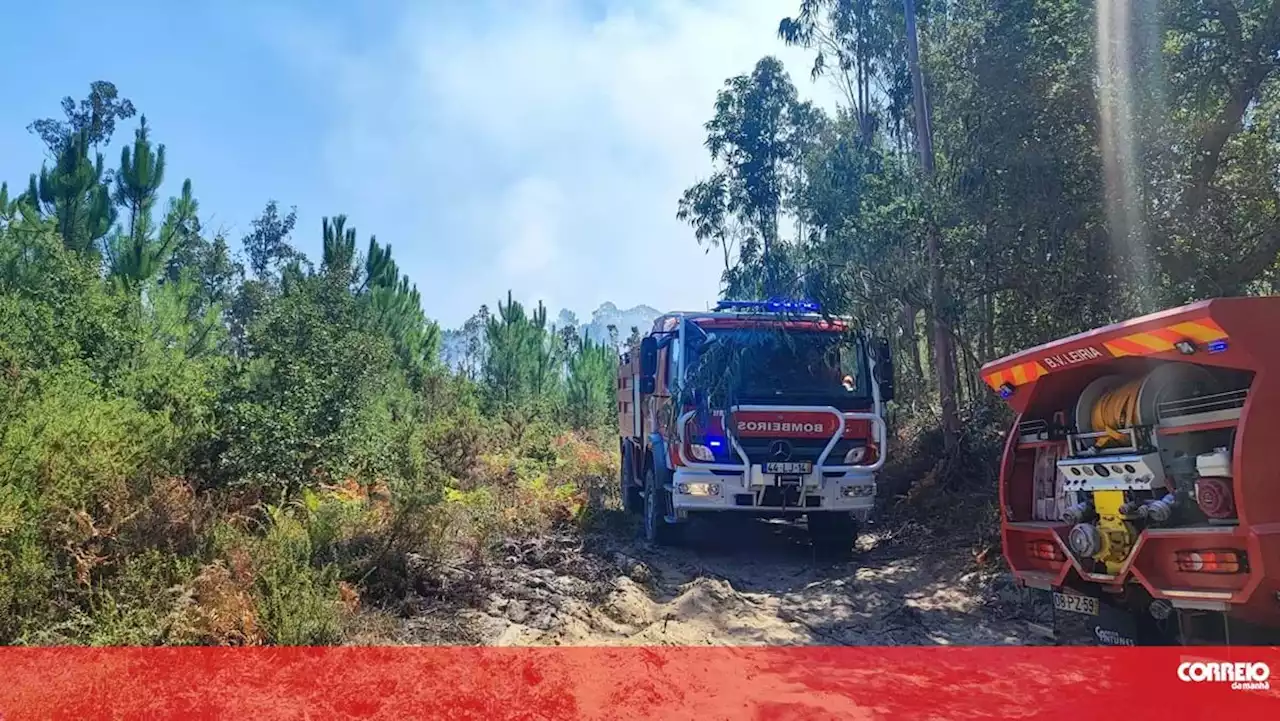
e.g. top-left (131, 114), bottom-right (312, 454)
top-left (0, 0), bottom-right (833, 328)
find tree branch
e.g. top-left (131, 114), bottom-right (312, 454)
top-left (1183, 2), bottom-right (1280, 217)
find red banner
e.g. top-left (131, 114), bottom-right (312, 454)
top-left (1, 647), bottom-right (1278, 719)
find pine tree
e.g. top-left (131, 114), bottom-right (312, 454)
top-left (565, 334), bottom-right (615, 429)
top-left (29, 130), bottom-right (115, 255)
top-left (104, 119), bottom-right (198, 291)
top-left (114, 115), bottom-right (165, 244)
top-left (321, 215), bottom-right (358, 286)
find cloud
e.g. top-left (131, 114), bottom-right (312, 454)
top-left (279, 0), bottom-right (837, 327)
top-left (499, 176), bottom-right (563, 278)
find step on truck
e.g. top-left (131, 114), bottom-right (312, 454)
top-left (616, 299), bottom-right (893, 553)
top-left (985, 297), bottom-right (1280, 645)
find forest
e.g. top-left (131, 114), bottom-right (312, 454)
top-left (3, 0), bottom-right (1279, 645)
top-left (0, 86), bottom-right (619, 642)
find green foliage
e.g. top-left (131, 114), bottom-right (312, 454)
top-left (113, 115), bottom-right (165, 242)
top-left (321, 215), bottom-right (359, 285)
top-left (210, 274), bottom-right (401, 495)
top-left (27, 80), bottom-right (137, 154)
top-left (0, 223), bottom-right (132, 379)
top-left (681, 0), bottom-right (1280, 423)
top-left (1, 86), bottom-right (543, 646)
top-left (361, 234), bottom-right (441, 387)
top-left (115, 276), bottom-right (228, 448)
top-left (241, 200), bottom-right (300, 281)
top-left (29, 131), bottom-right (116, 255)
top-left (0, 365), bottom-right (179, 642)
top-left (105, 118), bottom-right (198, 292)
top-left (244, 508), bottom-right (343, 645)
top-left (680, 56), bottom-right (823, 296)
top-left (484, 291), bottom-right (557, 405)
top-left (564, 335), bottom-right (615, 430)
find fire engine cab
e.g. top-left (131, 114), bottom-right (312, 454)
top-left (617, 299), bottom-right (893, 552)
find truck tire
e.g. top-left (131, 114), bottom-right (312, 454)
top-left (620, 445), bottom-right (642, 514)
top-left (643, 464), bottom-right (681, 546)
top-left (808, 512), bottom-right (857, 558)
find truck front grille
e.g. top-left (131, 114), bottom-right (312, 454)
top-left (737, 438), bottom-right (863, 465)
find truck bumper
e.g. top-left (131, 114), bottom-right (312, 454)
top-left (669, 466), bottom-right (875, 520)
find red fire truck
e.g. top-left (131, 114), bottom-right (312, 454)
top-left (985, 297), bottom-right (1280, 644)
top-left (616, 299), bottom-right (893, 552)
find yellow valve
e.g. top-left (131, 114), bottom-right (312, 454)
top-left (1091, 378), bottom-right (1144, 447)
top-left (1092, 490), bottom-right (1134, 574)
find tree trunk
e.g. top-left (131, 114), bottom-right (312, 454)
top-left (905, 0), bottom-right (961, 450)
top-left (900, 304), bottom-right (924, 400)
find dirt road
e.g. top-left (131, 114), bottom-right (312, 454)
top-left (396, 513), bottom-right (1048, 647)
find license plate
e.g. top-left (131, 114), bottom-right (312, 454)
top-left (765, 462), bottom-right (812, 475)
top-left (1053, 592), bottom-right (1099, 616)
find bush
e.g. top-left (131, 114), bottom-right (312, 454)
top-left (432, 429), bottom-right (618, 565)
top-left (0, 366), bottom-right (180, 643)
top-left (227, 507), bottom-right (345, 645)
top-left (2, 181), bottom-right (622, 647)
top-left (204, 277), bottom-right (403, 496)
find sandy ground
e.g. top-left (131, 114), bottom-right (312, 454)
top-left (391, 513), bottom-right (1051, 647)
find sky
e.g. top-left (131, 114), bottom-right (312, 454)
top-left (0, 0), bottom-right (837, 328)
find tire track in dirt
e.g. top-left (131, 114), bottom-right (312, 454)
top-left (398, 515), bottom-right (1047, 647)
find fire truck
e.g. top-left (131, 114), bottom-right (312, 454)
top-left (616, 299), bottom-right (893, 552)
top-left (985, 297), bottom-right (1280, 645)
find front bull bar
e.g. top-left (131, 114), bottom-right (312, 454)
top-left (676, 404), bottom-right (887, 474)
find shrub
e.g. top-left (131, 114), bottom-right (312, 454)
top-left (0, 366), bottom-right (179, 643)
top-left (229, 507), bottom-right (345, 646)
top-left (2, 184), bottom-right (622, 648)
top-left (170, 560), bottom-right (265, 645)
top-left (205, 277), bottom-right (402, 496)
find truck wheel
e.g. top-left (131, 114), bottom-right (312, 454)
top-left (808, 512), bottom-right (857, 559)
top-left (643, 465), bottom-right (681, 546)
top-left (620, 446), bottom-right (642, 514)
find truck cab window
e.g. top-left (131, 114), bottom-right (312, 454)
top-left (668, 332), bottom-right (681, 390)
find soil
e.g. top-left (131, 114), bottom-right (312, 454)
top-left (389, 510), bottom-right (1054, 647)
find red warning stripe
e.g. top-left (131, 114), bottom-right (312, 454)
top-left (1105, 318), bottom-right (1228, 358)
top-left (984, 360), bottom-right (1048, 390)
top-left (986, 316), bottom-right (1232, 394)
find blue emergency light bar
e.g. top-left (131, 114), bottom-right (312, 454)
top-left (714, 298), bottom-right (821, 313)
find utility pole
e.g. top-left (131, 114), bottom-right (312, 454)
top-left (903, 0), bottom-right (960, 450)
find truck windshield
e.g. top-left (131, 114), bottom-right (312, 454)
top-left (686, 327), bottom-right (861, 399)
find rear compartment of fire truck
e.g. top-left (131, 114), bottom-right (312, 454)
top-left (1003, 351), bottom-right (1279, 645)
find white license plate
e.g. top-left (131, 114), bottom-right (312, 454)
top-left (765, 462), bottom-right (812, 475)
top-left (1053, 592), bottom-right (1099, 616)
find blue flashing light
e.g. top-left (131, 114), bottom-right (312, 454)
top-left (707, 439), bottom-right (724, 448)
top-left (998, 383), bottom-right (1016, 399)
top-left (1208, 338), bottom-right (1229, 354)
top-left (714, 298), bottom-right (822, 314)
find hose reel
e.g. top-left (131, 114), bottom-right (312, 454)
top-left (1061, 363), bottom-right (1218, 573)
top-left (1072, 364), bottom-right (1218, 446)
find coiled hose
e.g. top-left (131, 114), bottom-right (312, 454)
top-left (1091, 378), bottom-right (1144, 447)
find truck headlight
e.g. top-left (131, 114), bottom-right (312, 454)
top-left (841, 484), bottom-right (874, 498)
top-left (678, 482), bottom-right (720, 497)
top-left (843, 446), bottom-right (867, 464)
top-left (689, 444), bottom-right (715, 462)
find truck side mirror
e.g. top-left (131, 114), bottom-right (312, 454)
top-left (874, 337), bottom-right (895, 402)
top-left (639, 336), bottom-right (658, 394)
